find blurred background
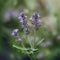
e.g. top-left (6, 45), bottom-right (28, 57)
top-left (0, 0), bottom-right (60, 60)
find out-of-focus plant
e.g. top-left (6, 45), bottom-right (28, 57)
top-left (0, 0), bottom-right (60, 60)
top-left (11, 12), bottom-right (44, 60)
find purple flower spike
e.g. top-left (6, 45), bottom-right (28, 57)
top-left (12, 29), bottom-right (18, 36)
top-left (30, 12), bottom-right (41, 30)
top-left (18, 12), bottom-right (30, 34)
top-left (18, 12), bottom-right (28, 28)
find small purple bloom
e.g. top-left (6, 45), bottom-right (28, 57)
top-left (33, 25), bottom-right (39, 30)
top-left (23, 28), bottom-right (30, 34)
top-left (30, 12), bottom-right (41, 30)
top-left (22, 20), bottom-right (28, 28)
top-left (18, 12), bottom-right (27, 22)
top-left (12, 29), bottom-right (18, 36)
top-left (12, 29), bottom-right (22, 42)
top-left (33, 12), bottom-right (40, 19)
top-left (30, 12), bottom-right (40, 22)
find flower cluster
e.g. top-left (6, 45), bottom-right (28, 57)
top-left (18, 12), bottom-right (41, 34)
top-left (30, 12), bottom-right (41, 30)
top-left (12, 12), bottom-right (41, 40)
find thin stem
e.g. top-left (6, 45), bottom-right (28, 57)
top-left (33, 30), bottom-right (36, 48)
top-left (26, 34), bottom-right (33, 49)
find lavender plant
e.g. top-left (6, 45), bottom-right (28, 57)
top-left (12, 12), bottom-right (43, 60)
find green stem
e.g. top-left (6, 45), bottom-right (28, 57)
top-left (31, 53), bottom-right (36, 60)
top-left (33, 30), bottom-right (36, 48)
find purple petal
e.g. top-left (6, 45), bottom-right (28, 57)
top-left (12, 29), bottom-right (18, 36)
